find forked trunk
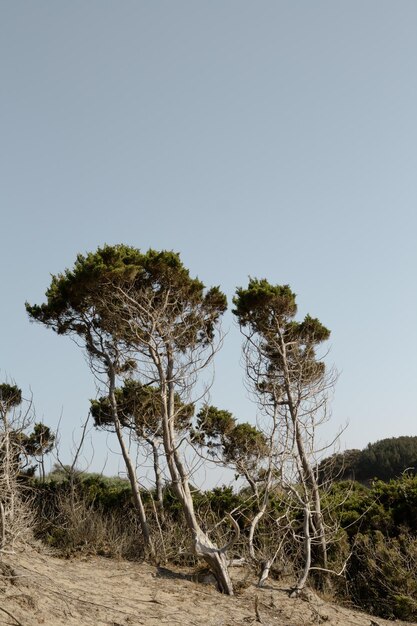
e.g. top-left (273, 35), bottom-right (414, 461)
top-left (194, 529), bottom-right (234, 595)
top-left (150, 348), bottom-right (234, 594)
top-left (168, 468), bottom-right (235, 595)
top-left (258, 559), bottom-right (272, 587)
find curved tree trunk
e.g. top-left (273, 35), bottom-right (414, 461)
top-left (156, 351), bottom-right (234, 595)
top-left (164, 423), bottom-right (234, 594)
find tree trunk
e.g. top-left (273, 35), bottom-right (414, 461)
top-left (156, 351), bottom-right (234, 594)
top-left (293, 420), bottom-right (327, 568)
top-left (290, 503), bottom-right (312, 597)
top-left (280, 334), bottom-right (327, 570)
top-left (146, 438), bottom-right (164, 516)
top-left (108, 367), bottom-right (156, 561)
top-left (258, 559), bottom-right (272, 588)
top-left (195, 529), bottom-right (234, 593)
top-left (165, 439), bottom-right (234, 594)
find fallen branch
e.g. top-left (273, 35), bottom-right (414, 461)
top-left (254, 596), bottom-right (263, 623)
top-left (0, 605), bottom-right (24, 626)
top-left (220, 514), bottom-right (240, 554)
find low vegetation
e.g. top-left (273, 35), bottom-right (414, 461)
top-left (1, 243), bottom-right (416, 622)
top-left (25, 468), bottom-right (417, 621)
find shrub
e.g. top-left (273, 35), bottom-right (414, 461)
top-left (347, 530), bottom-right (417, 620)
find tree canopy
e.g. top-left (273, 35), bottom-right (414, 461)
top-left (91, 379), bottom-right (194, 438)
top-left (194, 405), bottom-right (268, 487)
top-left (26, 244), bottom-right (235, 594)
top-left (233, 278), bottom-right (330, 397)
top-left (26, 245), bottom-right (226, 356)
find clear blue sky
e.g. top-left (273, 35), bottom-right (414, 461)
top-left (1, 1), bottom-right (416, 480)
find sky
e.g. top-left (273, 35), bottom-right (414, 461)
top-left (1, 1), bottom-right (416, 484)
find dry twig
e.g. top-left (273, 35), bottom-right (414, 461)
top-left (0, 605), bottom-right (25, 626)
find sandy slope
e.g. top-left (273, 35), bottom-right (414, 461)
top-left (0, 544), bottom-right (415, 626)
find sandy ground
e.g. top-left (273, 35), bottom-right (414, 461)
top-left (0, 544), bottom-right (415, 626)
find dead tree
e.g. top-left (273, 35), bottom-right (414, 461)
top-left (0, 383), bottom-right (34, 554)
top-left (233, 279), bottom-right (337, 592)
top-left (26, 248), bottom-right (156, 560)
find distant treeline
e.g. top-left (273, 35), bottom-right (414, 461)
top-left (319, 435), bottom-right (417, 483)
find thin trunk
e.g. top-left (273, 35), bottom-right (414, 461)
top-left (0, 501), bottom-right (5, 552)
top-left (39, 456), bottom-right (45, 483)
top-left (108, 367), bottom-right (156, 561)
top-left (258, 559), bottom-right (272, 588)
top-left (154, 348), bottom-right (234, 594)
top-left (279, 334), bottom-right (327, 569)
top-left (1, 415), bottom-right (15, 523)
top-left (249, 467), bottom-right (272, 561)
top-left (242, 467), bottom-right (259, 497)
top-left (146, 438), bottom-right (164, 516)
top-left (290, 503), bottom-right (312, 596)
top-left (293, 420), bottom-right (327, 568)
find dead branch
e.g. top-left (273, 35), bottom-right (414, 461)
top-left (220, 514), bottom-right (240, 554)
top-left (0, 605), bottom-right (25, 626)
top-left (254, 595), bottom-right (263, 623)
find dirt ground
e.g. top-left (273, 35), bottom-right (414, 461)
top-left (0, 543), bottom-right (415, 626)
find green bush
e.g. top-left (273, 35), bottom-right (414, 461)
top-left (347, 530), bottom-right (417, 620)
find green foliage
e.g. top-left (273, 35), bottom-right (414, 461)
top-left (196, 405), bottom-right (235, 439)
top-left (20, 423), bottom-right (55, 457)
top-left (222, 422), bottom-right (268, 467)
top-left (348, 530), bottom-right (417, 620)
top-left (0, 381), bottom-right (55, 475)
top-left (233, 280), bottom-right (298, 331)
top-left (37, 470), bottom-right (133, 511)
top-left (318, 449), bottom-right (362, 483)
top-left (91, 380), bottom-right (194, 437)
top-left (323, 480), bottom-right (373, 530)
top-left (320, 475), bottom-right (417, 620)
top-left (26, 245), bottom-right (227, 354)
top-left (194, 486), bottom-right (243, 520)
top-left (320, 436), bottom-right (417, 485)
top-left (26, 245), bottom-right (142, 319)
top-left (357, 436), bottom-right (417, 482)
top-left (233, 278), bottom-right (329, 344)
top-left (233, 278), bottom-right (330, 395)
top-left (33, 475), bottom-right (144, 559)
top-left (194, 405), bottom-right (268, 481)
top-left (325, 476), bottom-right (417, 538)
top-left (0, 383), bottom-right (22, 408)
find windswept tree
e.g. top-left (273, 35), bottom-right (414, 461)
top-left (27, 245), bottom-right (236, 593)
top-left (233, 279), bottom-right (336, 593)
top-left (194, 405), bottom-right (268, 495)
top-left (91, 380), bottom-right (194, 511)
top-left (195, 405), bottom-right (275, 571)
top-left (26, 246), bottom-right (156, 558)
top-left (0, 383), bottom-right (42, 550)
top-left (21, 423), bottom-right (56, 480)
